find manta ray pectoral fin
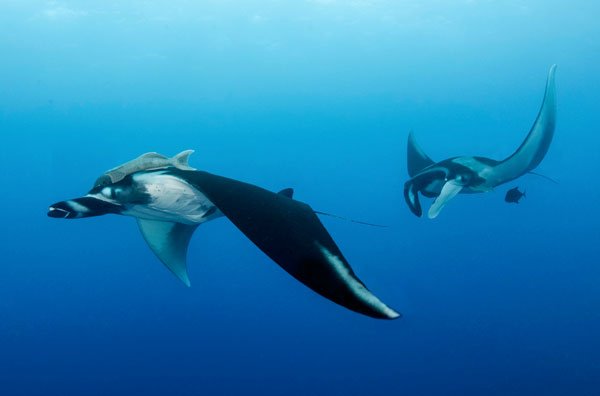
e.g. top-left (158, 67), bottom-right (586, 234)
top-left (407, 131), bottom-right (435, 177)
top-left (492, 65), bottom-right (557, 184)
top-left (428, 180), bottom-right (463, 219)
top-left (136, 219), bottom-right (198, 287)
top-left (277, 188), bottom-right (294, 198)
top-left (183, 170), bottom-right (399, 319)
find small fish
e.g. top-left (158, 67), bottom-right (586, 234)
top-left (93, 150), bottom-right (196, 188)
top-left (505, 187), bottom-right (526, 204)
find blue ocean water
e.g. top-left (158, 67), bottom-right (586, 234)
top-left (1, 1), bottom-right (599, 395)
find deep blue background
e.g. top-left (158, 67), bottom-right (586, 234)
top-left (1, 1), bottom-right (599, 395)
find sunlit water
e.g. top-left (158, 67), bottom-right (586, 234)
top-left (1, 1), bottom-right (599, 395)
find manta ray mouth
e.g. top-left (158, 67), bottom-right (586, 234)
top-left (47, 197), bottom-right (122, 219)
top-left (47, 206), bottom-right (72, 219)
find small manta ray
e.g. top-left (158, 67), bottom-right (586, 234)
top-left (505, 187), bottom-right (526, 204)
top-left (48, 152), bottom-right (399, 320)
top-left (404, 65), bottom-right (557, 219)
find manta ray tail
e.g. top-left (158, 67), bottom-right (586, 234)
top-left (407, 131), bottom-right (435, 177)
top-left (528, 171), bottom-right (559, 184)
top-left (279, 188), bottom-right (388, 228)
top-left (313, 211), bottom-right (389, 228)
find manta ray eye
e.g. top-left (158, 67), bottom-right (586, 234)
top-left (456, 174), bottom-right (471, 184)
top-left (101, 187), bottom-right (115, 199)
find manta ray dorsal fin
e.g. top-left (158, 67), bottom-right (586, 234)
top-left (136, 219), bottom-right (198, 287)
top-left (277, 188), bottom-right (294, 198)
top-left (407, 131), bottom-right (435, 177)
top-left (428, 180), bottom-right (463, 219)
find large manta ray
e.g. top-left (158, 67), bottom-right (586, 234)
top-left (404, 65), bottom-right (557, 219)
top-left (48, 153), bottom-right (399, 319)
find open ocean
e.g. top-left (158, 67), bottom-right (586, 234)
top-left (1, 1), bottom-right (599, 395)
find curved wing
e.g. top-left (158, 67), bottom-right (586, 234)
top-left (179, 170), bottom-right (400, 319)
top-left (407, 131), bottom-right (435, 177)
top-left (491, 65), bottom-right (557, 184)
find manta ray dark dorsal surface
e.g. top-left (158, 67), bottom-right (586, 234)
top-left (48, 150), bottom-right (399, 319)
top-left (173, 169), bottom-right (400, 319)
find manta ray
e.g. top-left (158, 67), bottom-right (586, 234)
top-left (404, 65), bottom-right (557, 219)
top-left (48, 152), bottom-right (399, 319)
